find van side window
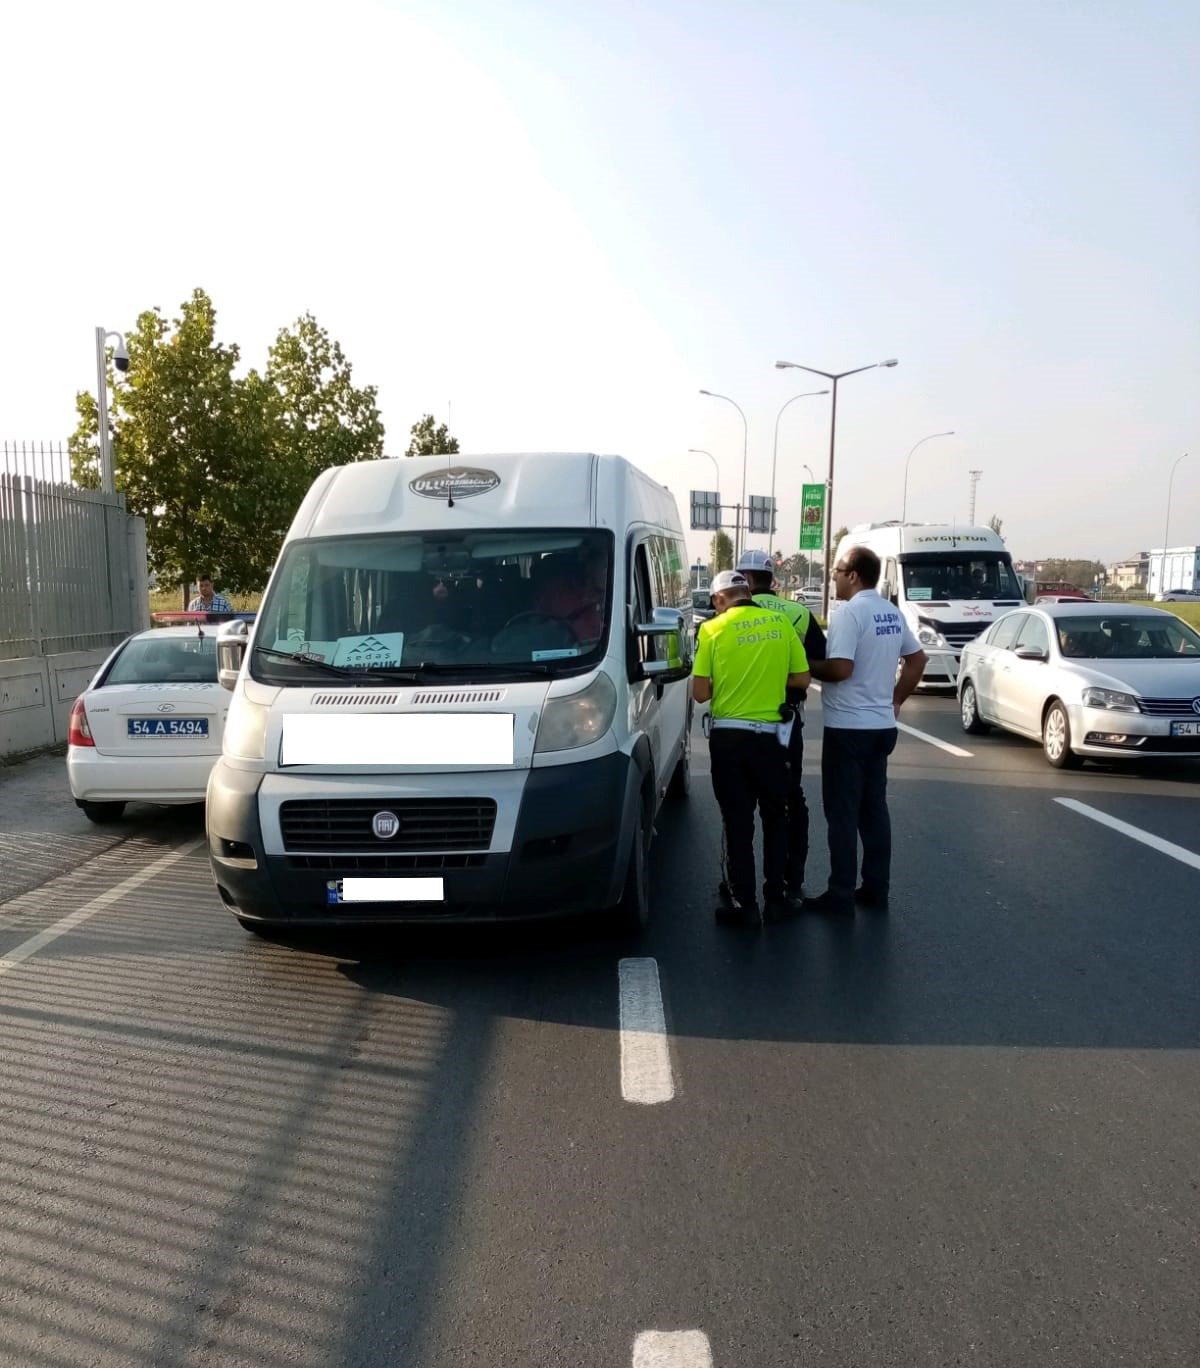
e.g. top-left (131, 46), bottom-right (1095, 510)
top-left (630, 543), bottom-right (658, 675)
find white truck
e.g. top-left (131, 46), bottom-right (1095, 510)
top-left (832, 523), bottom-right (1024, 687)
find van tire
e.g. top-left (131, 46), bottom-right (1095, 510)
top-left (667, 724), bottom-right (691, 800)
top-left (81, 801), bottom-right (125, 824)
top-left (615, 804), bottom-right (650, 931)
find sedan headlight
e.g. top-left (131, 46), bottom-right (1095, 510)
top-left (534, 673), bottom-right (617, 753)
top-left (917, 624), bottom-right (947, 648)
top-left (1081, 687), bottom-right (1139, 713)
top-left (223, 691), bottom-right (269, 760)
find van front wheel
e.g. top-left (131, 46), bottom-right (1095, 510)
top-left (615, 806), bottom-right (650, 931)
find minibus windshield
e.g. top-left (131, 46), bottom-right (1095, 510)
top-left (252, 530), bottom-right (613, 683)
top-left (901, 553), bottom-right (1022, 602)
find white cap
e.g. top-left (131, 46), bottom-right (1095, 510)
top-left (710, 570), bottom-right (750, 594)
top-left (736, 549), bottom-right (774, 574)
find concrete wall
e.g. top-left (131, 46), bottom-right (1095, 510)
top-left (0, 648), bottom-right (114, 761)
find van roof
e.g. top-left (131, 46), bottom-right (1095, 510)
top-left (285, 452), bottom-right (683, 542)
top-left (842, 523), bottom-right (1007, 554)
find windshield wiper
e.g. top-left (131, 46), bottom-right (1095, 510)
top-left (253, 645), bottom-right (384, 679)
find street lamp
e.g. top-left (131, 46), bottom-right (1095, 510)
top-left (699, 389), bottom-right (749, 560)
top-left (775, 357), bottom-right (899, 618)
top-left (770, 389), bottom-right (828, 549)
top-left (687, 447), bottom-right (721, 493)
top-left (95, 326), bottom-right (129, 495)
top-left (1160, 453), bottom-right (1189, 594)
top-left (900, 431), bottom-right (956, 523)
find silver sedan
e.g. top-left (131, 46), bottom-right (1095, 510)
top-left (956, 603), bottom-right (1200, 767)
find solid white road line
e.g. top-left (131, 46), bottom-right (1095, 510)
top-left (896, 720), bottom-right (974, 758)
top-left (618, 957), bottom-right (674, 1105)
top-left (633, 1330), bottom-right (713, 1367)
top-left (0, 837), bottom-right (205, 977)
top-left (1055, 799), bottom-right (1200, 873)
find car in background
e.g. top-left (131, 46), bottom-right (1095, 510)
top-left (692, 587), bottom-right (716, 632)
top-left (957, 602), bottom-right (1200, 768)
top-left (1155, 588), bottom-right (1200, 602)
top-left (66, 624), bottom-right (230, 822)
top-left (792, 587), bottom-right (824, 607)
top-left (1035, 594), bottom-right (1092, 605)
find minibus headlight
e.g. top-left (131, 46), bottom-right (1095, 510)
top-left (917, 624), bottom-right (947, 648)
top-left (534, 674), bottom-right (617, 753)
top-left (223, 692), bottom-right (269, 760)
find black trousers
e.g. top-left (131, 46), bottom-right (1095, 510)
top-left (783, 719), bottom-right (808, 893)
top-left (709, 729), bottom-right (788, 907)
top-left (821, 726), bottom-right (898, 903)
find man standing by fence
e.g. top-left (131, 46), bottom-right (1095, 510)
top-left (187, 575), bottom-right (233, 613)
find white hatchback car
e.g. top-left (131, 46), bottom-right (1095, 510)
top-left (67, 625), bottom-right (230, 822)
top-left (957, 603), bottom-right (1200, 767)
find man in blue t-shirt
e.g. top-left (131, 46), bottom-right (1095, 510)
top-left (806, 546), bottom-right (926, 912)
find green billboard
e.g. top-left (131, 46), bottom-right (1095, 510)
top-left (799, 483), bottom-right (825, 551)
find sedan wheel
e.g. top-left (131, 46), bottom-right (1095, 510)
top-left (1043, 701), bottom-right (1082, 769)
top-left (960, 680), bottom-right (989, 735)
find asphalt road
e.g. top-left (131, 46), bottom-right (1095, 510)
top-left (0, 693), bottom-right (1198, 1368)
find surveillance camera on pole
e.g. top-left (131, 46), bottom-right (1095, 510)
top-left (95, 325), bottom-right (129, 493)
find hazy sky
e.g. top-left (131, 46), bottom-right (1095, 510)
top-left (2, 0), bottom-right (1196, 565)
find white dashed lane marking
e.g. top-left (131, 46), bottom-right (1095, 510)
top-left (896, 720), bottom-right (974, 758)
top-left (811, 683), bottom-right (974, 758)
top-left (1055, 798), bottom-right (1200, 873)
top-left (0, 838), bottom-right (205, 976)
top-left (633, 1330), bottom-right (713, 1366)
top-left (618, 957), bottom-right (675, 1104)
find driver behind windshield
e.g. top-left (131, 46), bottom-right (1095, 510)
top-left (532, 550), bottom-right (605, 643)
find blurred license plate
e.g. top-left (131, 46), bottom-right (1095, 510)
top-left (127, 717), bottom-right (209, 738)
top-left (327, 878), bottom-right (444, 904)
top-left (1170, 721), bottom-right (1200, 737)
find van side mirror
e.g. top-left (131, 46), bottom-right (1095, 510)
top-left (634, 607), bottom-right (692, 683)
top-left (217, 618), bottom-right (249, 691)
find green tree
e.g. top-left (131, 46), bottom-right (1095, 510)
top-left (68, 291), bottom-right (386, 601)
top-left (709, 530), bottom-right (734, 573)
top-left (70, 288), bottom-right (252, 603)
top-left (987, 514), bottom-right (1004, 536)
top-left (1039, 558), bottom-right (1105, 590)
top-left (405, 414), bottom-right (459, 456)
top-left (265, 312), bottom-right (384, 491)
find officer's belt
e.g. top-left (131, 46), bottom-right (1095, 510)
top-left (709, 718), bottom-right (780, 735)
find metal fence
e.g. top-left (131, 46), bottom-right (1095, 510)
top-left (1, 440), bottom-right (74, 486)
top-left (0, 470), bottom-right (144, 661)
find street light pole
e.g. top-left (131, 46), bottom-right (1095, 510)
top-left (95, 326), bottom-right (129, 495)
top-left (770, 389), bottom-right (828, 548)
top-left (699, 389), bottom-right (748, 560)
top-left (1161, 452), bottom-right (1189, 594)
top-left (775, 357), bottom-right (899, 619)
top-left (687, 447), bottom-right (721, 493)
top-left (900, 430), bottom-right (956, 523)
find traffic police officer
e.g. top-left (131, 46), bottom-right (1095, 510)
top-left (737, 549), bottom-right (827, 898)
top-left (692, 570), bottom-right (811, 926)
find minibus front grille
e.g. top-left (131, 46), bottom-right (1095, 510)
top-left (279, 798), bottom-right (497, 852)
top-left (941, 623), bottom-right (989, 649)
top-left (287, 852), bottom-right (487, 872)
top-left (411, 689), bottom-right (507, 705)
